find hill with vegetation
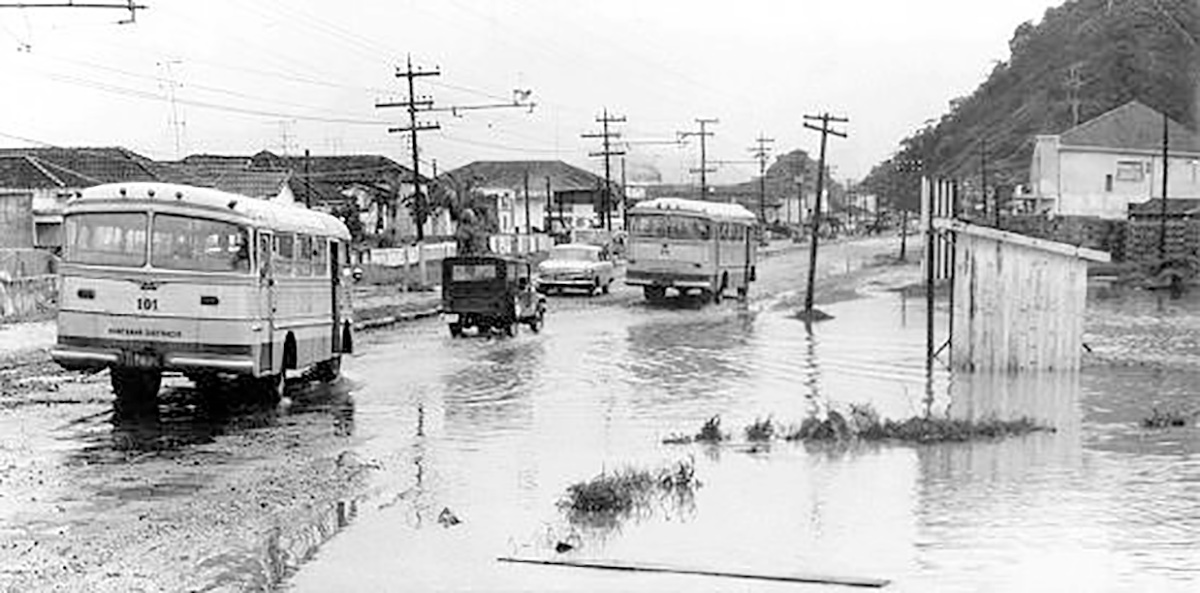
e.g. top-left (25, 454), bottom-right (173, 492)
top-left (861, 0), bottom-right (1199, 211)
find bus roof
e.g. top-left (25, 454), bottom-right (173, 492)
top-left (72, 182), bottom-right (351, 240)
top-left (629, 197), bottom-right (757, 222)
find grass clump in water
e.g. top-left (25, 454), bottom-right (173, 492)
top-left (783, 404), bottom-right (1052, 444)
top-left (663, 415), bottom-right (728, 445)
top-left (1141, 407), bottom-right (1195, 429)
top-left (744, 417), bottom-right (775, 441)
top-left (560, 458), bottom-right (699, 519)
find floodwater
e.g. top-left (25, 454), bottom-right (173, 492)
top-left (283, 289), bottom-right (1200, 593)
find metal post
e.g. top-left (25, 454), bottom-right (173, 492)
top-left (1160, 112), bottom-right (1169, 261)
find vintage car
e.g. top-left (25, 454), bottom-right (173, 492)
top-left (442, 255), bottom-right (547, 337)
top-left (535, 243), bottom-right (616, 296)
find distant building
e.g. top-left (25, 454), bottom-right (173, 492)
top-left (442, 160), bottom-right (618, 234)
top-left (1027, 101), bottom-right (1200, 219)
top-left (0, 147), bottom-right (158, 250)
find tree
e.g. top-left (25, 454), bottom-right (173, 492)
top-left (430, 174), bottom-right (497, 255)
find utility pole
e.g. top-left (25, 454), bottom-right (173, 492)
top-left (895, 158), bottom-right (923, 261)
top-left (303, 148), bottom-right (312, 208)
top-left (1065, 63), bottom-right (1084, 127)
top-left (377, 55), bottom-right (441, 242)
top-left (523, 166), bottom-right (531, 236)
top-left (680, 118), bottom-right (718, 200)
top-left (1160, 111), bottom-right (1170, 260)
top-left (801, 112), bottom-right (848, 319)
top-left (620, 156), bottom-right (628, 231)
top-left (545, 176), bottom-right (553, 238)
top-left (981, 138), bottom-right (994, 227)
top-left (749, 135), bottom-right (775, 226)
top-left (582, 108), bottom-right (626, 231)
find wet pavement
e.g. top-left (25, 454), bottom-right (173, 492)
top-left (1, 237), bottom-right (1198, 592)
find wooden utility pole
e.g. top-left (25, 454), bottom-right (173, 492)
top-left (377, 55), bottom-right (440, 241)
top-left (620, 156), bottom-right (628, 230)
top-left (582, 108), bottom-right (626, 231)
top-left (680, 118), bottom-right (718, 201)
top-left (545, 175), bottom-right (553, 236)
top-left (895, 158), bottom-right (923, 261)
top-left (801, 112), bottom-right (848, 318)
top-left (750, 135), bottom-right (775, 226)
top-left (1160, 111), bottom-right (1170, 260)
top-left (523, 166), bottom-right (531, 236)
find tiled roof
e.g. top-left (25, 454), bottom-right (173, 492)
top-left (0, 147), bottom-right (158, 187)
top-left (249, 151), bottom-right (419, 184)
top-left (443, 160), bottom-right (605, 192)
top-left (1060, 101), bottom-right (1200, 153)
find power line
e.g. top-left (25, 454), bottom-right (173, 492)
top-left (377, 55), bottom-right (441, 240)
top-left (679, 118), bottom-right (717, 200)
top-left (582, 108), bottom-right (626, 231)
top-left (801, 112), bottom-right (848, 318)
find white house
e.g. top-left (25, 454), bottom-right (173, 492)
top-left (442, 160), bottom-right (616, 234)
top-left (1028, 101), bottom-right (1200, 219)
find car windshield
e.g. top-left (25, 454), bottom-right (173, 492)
top-left (549, 246), bottom-right (597, 262)
top-left (64, 212), bottom-right (148, 267)
top-left (151, 214), bottom-right (251, 273)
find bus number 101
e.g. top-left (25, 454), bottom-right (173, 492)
top-left (136, 297), bottom-right (158, 311)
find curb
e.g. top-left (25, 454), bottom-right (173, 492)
top-left (353, 307), bottom-right (442, 331)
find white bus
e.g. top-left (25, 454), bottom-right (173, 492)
top-left (51, 182), bottom-right (354, 408)
top-left (625, 197), bottom-right (758, 303)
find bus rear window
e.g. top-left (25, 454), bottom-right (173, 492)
top-left (151, 214), bottom-right (250, 273)
top-left (630, 215), bottom-right (711, 240)
top-left (64, 212), bottom-right (147, 267)
top-left (451, 264), bottom-right (498, 282)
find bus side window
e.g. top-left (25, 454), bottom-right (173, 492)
top-left (258, 232), bottom-right (272, 278)
top-left (276, 234), bottom-right (294, 277)
top-left (297, 235), bottom-right (313, 277)
top-left (313, 237), bottom-right (328, 277)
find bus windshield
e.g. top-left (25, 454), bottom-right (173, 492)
top-left (64, 212), bottom-right (148, 267)
top-left (629, 215), bottom-right (712, 240)
top-left (151, 214), bottom-right (251, 273)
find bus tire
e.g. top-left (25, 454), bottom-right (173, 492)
top-left (644, 286), bottom-right (666, 302)
top-left (111, 368), bottom-right (161, 411)
top-left (314, 356), bottom-right (341, 382)
top-left (341, 323), bottom-right (354, 355)
top-left (713, 273), bottom-right (728, 304)
top-left (257, 372), bottom-right (285, 405)
top-left (282, 334), bottom-right (298, 371)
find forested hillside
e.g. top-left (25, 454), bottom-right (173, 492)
top-left (862, 0), bottom-right (1199, 210)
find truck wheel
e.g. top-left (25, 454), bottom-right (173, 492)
top-left (449, 322), bottom-right (463, 338)
top-left (528, 310), bottom-right (545, 333)
top-left (504, 321), bottom-right (517, 337)
top-left (313, 356), bottom-right (341, 382)
top-left (602, 279), bottom-right (611, 294)
top-left (111, 368), bottom-right (161, 412)
top-left (644, 286), bottom-right (666, 302)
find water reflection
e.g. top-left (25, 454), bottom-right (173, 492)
top-left (623, 311), bottom-right (755, 401)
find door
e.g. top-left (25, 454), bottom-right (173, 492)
top-left (330, 240), bottom-right (343, 352)
top-left (258, 231), bottom-right (277, 374)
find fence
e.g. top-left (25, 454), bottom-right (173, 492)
top-left (364, 241), bottom-right (458, 288)
top-left (489, 233), bottom-right (553, 256)
top-left (0, 248), bottom-right (58, 321)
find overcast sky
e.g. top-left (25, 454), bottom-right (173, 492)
top-left (0, 0), bottom-right (1064, 185)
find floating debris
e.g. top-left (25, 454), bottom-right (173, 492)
top-left (437, 507), bottom-right (461, 528)
top-left (1141, 407), bottom-right (1195, 429)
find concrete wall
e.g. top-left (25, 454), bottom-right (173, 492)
top-left (0, 192), bottom-right (33, 249)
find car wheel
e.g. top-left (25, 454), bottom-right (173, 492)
top-left (529, 310), bottom-right (544, 333)
top-left (601, 279), bottom-right (611, 294)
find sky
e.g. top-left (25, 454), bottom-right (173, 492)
top-left (0, 0), bottom-right (1066, 186)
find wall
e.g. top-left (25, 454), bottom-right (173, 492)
top-left (0, 248), bottom-right (58, 320)
top-left (1052, 147), bottom-right (1200, 219)
top-left (0, 192), bottom-right (33, 248)
top-left (951, 229), bottom-right (1092, 372)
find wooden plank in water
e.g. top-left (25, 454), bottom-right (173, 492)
top-left (497, 556), bottom-right (891, 588)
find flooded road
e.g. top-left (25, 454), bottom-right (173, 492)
top-left (284, 286), bottom-right (1199, 592)
top-left (1, 240), bottom-right (1197, 592)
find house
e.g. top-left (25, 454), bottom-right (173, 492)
top-left (1027, 101), bottom-right (1200, 219)
top-left (441, 160), bottom-right (618, 234)
top-left (0, 147), bottom-right (159, 251)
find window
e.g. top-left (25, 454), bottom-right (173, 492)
top-left (1115, 161), bottom-right (1145, 182)
top-left (1105, 174), bottom-right (1114, 192)
top-left (296, 235), bottom-right (313, 277)
top-left (452, 263), bottom-right (498, 281)
top-left (151, 215), bottom-right (250, 273)
top-left (629, 215), bottom-right (712, 240)
top-left (312, 238), bottom-right (328, 277)
top-left (64, 212), bottom-right (147, 267)
top-left (275, 234), bottom-right (294, 276)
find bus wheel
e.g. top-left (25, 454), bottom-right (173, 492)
top-left (257, 373), bottom-right (285, 405)
top-left (111, 368), bottom-right (161, 411)
top-left (644, 286), bottom-right (666, 302)
top-left (504, 320), bottom-right (517, 337)
top-left (314, 356), bottom-right (341, 382)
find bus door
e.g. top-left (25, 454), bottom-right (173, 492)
top-left (258, 231), bottom-right (277, 374)
top-left (330, 240), bottom-right (342, 352)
